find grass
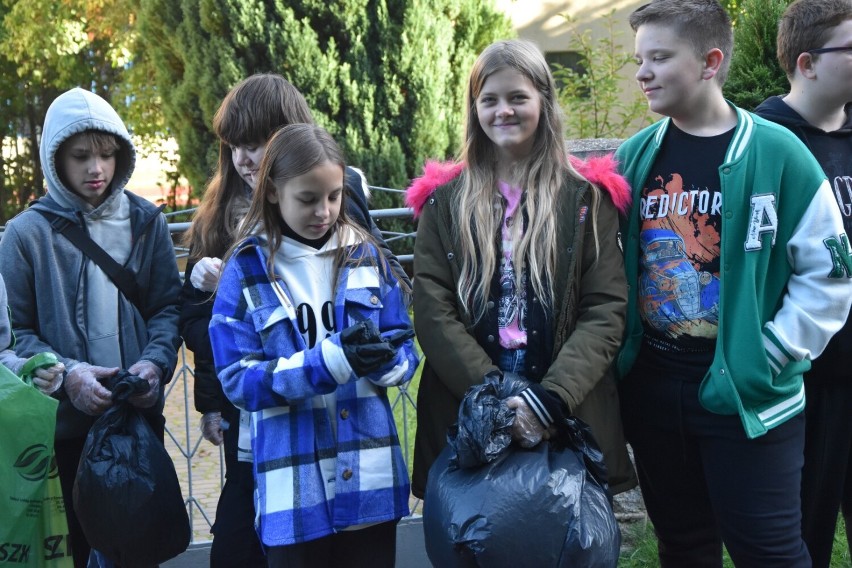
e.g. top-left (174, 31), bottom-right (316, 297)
top-left (390, 323), bottom-right (422, 479)
top-left (618, 516), bottom-right (852, 567)
top-left (390, 358), bottom-right (422, 478)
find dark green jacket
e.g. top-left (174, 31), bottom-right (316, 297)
top-left (407, 158), bottom-right (638, 497)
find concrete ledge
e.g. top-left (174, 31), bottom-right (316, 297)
top-left (567, 138), bottom-right (623, 156)
top-left (161, 542), bottom-right (212, 567)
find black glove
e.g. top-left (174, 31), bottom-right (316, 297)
top-left (340, 320), bottom-right (396, 376)
top-left (385, 328), bottom-right (415, 348)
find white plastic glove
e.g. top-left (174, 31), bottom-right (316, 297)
top-left (127, 360), bottom-right (162, 409)
top-left (506, 396), bottom-right (549, 448)
top-left (64, 363), bottom-right (118, 415)
top-left (32, 362), bottom-right (66, 395)
top-left (190, 257), bottom-right (222, 293)
top-left (200, 411), bottom-right (225, 445)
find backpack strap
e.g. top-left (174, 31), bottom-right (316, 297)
top-left (34, 208), bottom-right (141, 308)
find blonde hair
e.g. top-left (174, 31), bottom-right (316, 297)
top-left (455, 39), bottom-right (600, 322)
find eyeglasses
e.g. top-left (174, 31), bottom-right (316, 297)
top-left (808, 46), bottom-right (852, 55)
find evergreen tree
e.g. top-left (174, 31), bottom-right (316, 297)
top-left (0, 0), bottom-right (136, 219)
top-left (725, 0), bottom-right (791, 111)
top-left (137, 0), bottom-right (512, 201)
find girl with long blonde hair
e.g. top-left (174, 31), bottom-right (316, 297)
top-left (406, 38), bottom-right (637, 499)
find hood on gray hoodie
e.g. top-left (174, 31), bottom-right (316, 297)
top-left (40, 87), bottom-right (136, 213)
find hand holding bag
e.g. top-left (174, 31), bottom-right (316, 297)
top-left (72, 372), bottom-right (190, 567)
top-left (423, 373), bottom-right (621, 567)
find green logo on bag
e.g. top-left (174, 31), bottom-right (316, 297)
top-left (13, 444), bottom-right (58, 481)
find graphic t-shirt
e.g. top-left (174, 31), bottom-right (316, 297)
top-left (497, 181), bottom-right (527, 349)
top-left (638, 124), bottom-right (733, 364)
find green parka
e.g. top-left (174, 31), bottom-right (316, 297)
top-left (406, 156), bottom-right (638, 497)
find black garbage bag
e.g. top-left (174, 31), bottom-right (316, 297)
top-left (423, 373), bottom-right (621, 567)
top-left (73, 372), bottom-right (191, 567)
top-left (449, 372), bottom-right (518, 469)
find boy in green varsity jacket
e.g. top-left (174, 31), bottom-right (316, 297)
top-left (615, 1), bottom-right (852, 566)
top-left (754, 2), bottom-right (852, 566)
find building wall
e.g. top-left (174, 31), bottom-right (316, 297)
top-left (494, 0), bottom-right (642, 54)
top-left (494, 0), bottom-right (656, 132)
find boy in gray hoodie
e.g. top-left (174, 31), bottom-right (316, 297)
top-left (0, 87), bottom-right (181, 567)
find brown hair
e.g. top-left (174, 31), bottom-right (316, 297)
top-left (777, 0), bottom-right (852, 78)
top-left (224, 124), bottom-right (405, 294)
top-left (233, 123), bottom-right (349, 278)
top-left (74, 131), bottom-right (120, 154)
top-left (629, 0), bottom-right (734, 85)
top-left (56, 130), bottom-right (123, 190)
top-left (182, 73), bottom-right (314, 260)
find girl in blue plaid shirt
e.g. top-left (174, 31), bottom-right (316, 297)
top-left (209, 123), bottom-right (418, 568)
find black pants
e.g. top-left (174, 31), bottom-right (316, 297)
top-left (210, 460), bottom-right (266, 567)
top-left (801, 378), bottom-right (852, 568)
top-left (209, 403), bottom-right (266, 567)
top-left (55, 436), bottom-right (90, 568)
top-left (620, 358), bottom-right (810, 567)
top-left (265, 520), bottom-right (398, 568)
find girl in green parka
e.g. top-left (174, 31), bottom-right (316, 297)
top-left (405, 39), bottom-right (637, 498)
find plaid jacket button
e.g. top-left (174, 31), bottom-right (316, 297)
top-left (340, 408), bottom-right (350, 419)
top-left (342, 469), bottom-right (353, 480)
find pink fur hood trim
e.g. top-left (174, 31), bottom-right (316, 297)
top-left (404, 153), bottom-right (631, 218)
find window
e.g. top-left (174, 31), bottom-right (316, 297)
top-left (545, 51), bottom-right (586, 91)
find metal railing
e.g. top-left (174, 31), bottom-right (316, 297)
top-left (163, 190), bottom-right (418, 541)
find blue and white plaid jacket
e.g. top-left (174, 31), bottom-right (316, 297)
top-left (210, 236), bottom-right (417, 546)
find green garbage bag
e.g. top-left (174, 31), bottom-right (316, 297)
top-left (0, 357), bottom-right (73, 566)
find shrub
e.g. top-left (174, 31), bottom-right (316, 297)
top-left (554, 10), bottom-right (650, 140)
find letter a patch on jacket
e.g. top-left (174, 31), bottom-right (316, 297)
top-left (744, 194), bottom-right (778, 251)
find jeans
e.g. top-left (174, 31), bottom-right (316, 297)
top-left (498, 348), bottom-right (526, 375)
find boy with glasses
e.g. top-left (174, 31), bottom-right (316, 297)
top-left (755, 1), bottom-right (852, 566)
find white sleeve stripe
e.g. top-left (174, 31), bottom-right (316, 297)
top-left (520, 389), bottom-right (553, 427)
top-left (769, 181), bottom-right (852, 362)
